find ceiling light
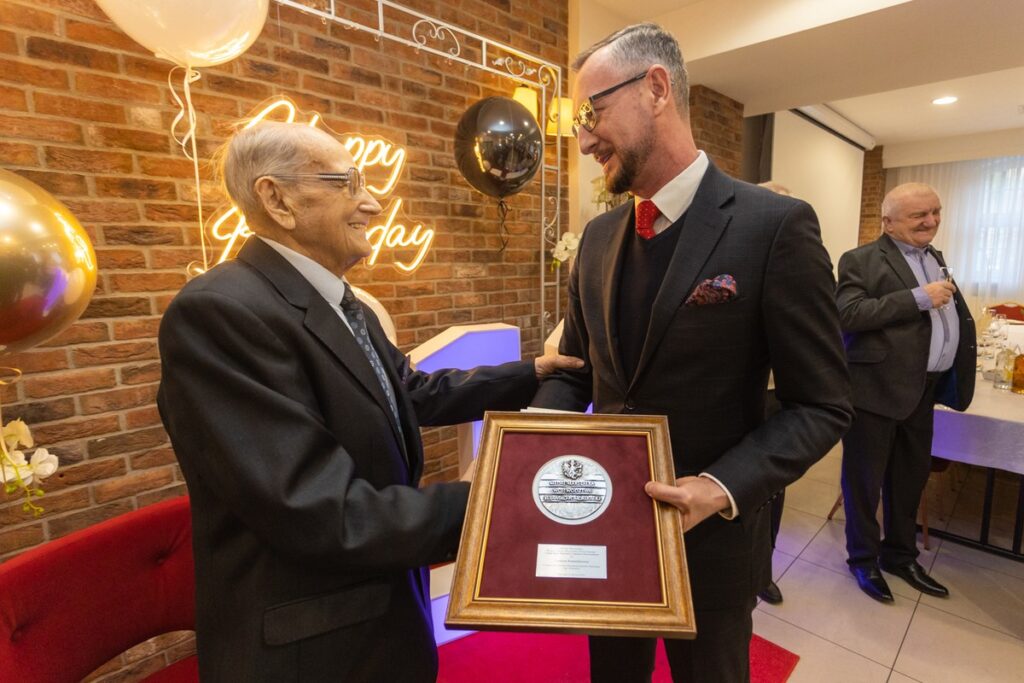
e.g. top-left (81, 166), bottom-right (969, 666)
top-left (932, 96), bottom-right (958, 105)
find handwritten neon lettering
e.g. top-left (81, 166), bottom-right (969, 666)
top-left (344, 138), bottom-right (406, 196)
top-left (366, 199), bottom-right (434, 273)
top-left (209, 207), bottom-right (251, 267)
top-left (203, 99), bottom-right (433, 273)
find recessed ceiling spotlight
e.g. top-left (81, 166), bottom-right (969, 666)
top-left (932, 96), bottom-right (958, 105)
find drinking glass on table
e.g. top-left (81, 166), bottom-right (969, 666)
top-left (993, 314), bottom-right (1009, 344)
top-left (977, 305), bottom-right (993, 334)
top-left (977, 306), bottom-right (992, 362)
top-left (994, 345), bottom-right (1014, 390)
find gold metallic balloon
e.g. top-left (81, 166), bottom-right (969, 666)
top-left (0, 169), bottom-right (97, 356)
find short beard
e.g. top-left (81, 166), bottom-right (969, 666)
top-left (606, 132), bottom-right (654, 195)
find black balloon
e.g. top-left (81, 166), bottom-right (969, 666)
top-left (454, 96), bottom-right (543, 198)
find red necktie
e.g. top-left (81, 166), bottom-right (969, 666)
top-left (635, 199), bottom-right (659, 240)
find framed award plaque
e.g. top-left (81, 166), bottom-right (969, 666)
top-left (445, 411), bottom-right (695, 639)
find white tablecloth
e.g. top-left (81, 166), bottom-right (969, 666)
top-left (1002, 322), bottom-right (1024, 350)
top-left (933, 372), bottom-right (1024, 476)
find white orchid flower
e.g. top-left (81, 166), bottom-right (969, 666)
top-left (1, 418), bottom-right (57, 514)
top-left (551, 231), bottom-right (581, 264)
top-left (3, 418), bottom-right (33, 451)
top-left (2, 449), bottom-right (32, 484)
top-left (29, 448), bottom-right (58, 480)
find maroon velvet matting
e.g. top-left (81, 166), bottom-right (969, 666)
top-left (478, 431), bottom-right (663, 604)
top-left (437, 631), bottom-right (800, 683)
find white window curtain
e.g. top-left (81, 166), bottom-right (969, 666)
top-left (892, 155), bottom-right (1024, 312)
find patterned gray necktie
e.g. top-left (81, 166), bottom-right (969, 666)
top-left (339, 284), bottom-right (402, 431)
top-left (916, 249), bottom-right (950, 343)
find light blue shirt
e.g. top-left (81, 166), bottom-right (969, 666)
top-left (893, 240), bottom-right (959, 372)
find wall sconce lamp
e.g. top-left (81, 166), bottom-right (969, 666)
top-left (512, 86), bottom-right (574, 138)
top-left (512, 86), bottom-right (539, 119)
top-left (546, 96), bottom-right (574, 138)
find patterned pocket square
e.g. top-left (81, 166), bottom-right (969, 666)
top-left (685, 274), bottom-right (737, 306)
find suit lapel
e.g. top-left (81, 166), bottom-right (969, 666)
top-left (879, 234), bottom-right (919, 289)
top-left (303, 297), bottom-right (406, 450)
top-left (237, 238), bottom-right (407, 460)
top-left (599, 204), bottom-right (633, 392)
top-left (627, 164), bottom-right (732, 392)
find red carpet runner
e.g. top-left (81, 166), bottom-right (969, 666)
top-left (438, 631), bottom-right (799, 682)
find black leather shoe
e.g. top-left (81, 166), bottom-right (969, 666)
top-left (881, 561), bottom-right (949, 597)
top-left (850, 565), bottom-right (894, 603)
top-left (758, 581), bottom-right (783, 605)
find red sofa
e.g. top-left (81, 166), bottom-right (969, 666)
top-left (0, 496), bottom-right (198, 682)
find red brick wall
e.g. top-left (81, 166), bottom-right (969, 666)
top-left (689, 84), bottom-right (744, 178)
top-left (0, 0), bottom-right (567, 548)
top-left (859, 145), bottom-right (885, 245)
top-left (1, 0), bottom-right (567, 677)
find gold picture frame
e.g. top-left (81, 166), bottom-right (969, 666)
top-left (445, 411), bottom-right (695, 639)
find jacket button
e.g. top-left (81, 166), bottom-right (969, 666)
top-left (624, 401), bottom-right (635, 412)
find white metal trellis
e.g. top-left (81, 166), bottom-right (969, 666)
top-left (274, 0), bottom-right (566, 346)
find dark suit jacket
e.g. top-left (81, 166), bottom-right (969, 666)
top-left (157, 237), bottom-right (537, 682)
top-left (534, 163), bottom-right (852, 609)
top-left (836, 234), bottom-right (976, 419)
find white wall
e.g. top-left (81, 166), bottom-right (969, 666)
top-left (656, 0), bottom-right (909, 62)
top-left (771, 110), bottom-right (863, 272)
top-left (883, 127), bottom-right (1024, 168)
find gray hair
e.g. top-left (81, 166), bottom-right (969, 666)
top-left (216, 122), bottom-right (328, 226)
top-left (881, 182), bottom-right (938, 220)
top-left (572, 23), bottom-right (689, 115)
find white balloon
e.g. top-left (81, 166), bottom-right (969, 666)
top-left (95, 0), bottom-right (269, 68)
top-left (352, 286), bottom-right (398, 346)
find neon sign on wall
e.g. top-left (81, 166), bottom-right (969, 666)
top-left (208, 99), bottom-right (435, 273)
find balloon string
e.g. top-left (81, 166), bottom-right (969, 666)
top-left (168, 66), bottom-right (201, 158)
top-left (169, 67), bottom-right (210, 275)
top-left (498, 199), bottom-right (510, 252)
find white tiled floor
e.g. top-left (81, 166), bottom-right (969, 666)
top-left (755, 450), bottom-right (1024, 682)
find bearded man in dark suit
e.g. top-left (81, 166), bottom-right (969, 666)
top-left (157, 122), bottom-right (581, 682)
top-left (837, 182), bottom-right (975, 603)
top-left (532, 23), bottom-right (852, 683)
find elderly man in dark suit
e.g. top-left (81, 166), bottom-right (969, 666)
top-left (837, 182), bottom-right (976, 603)
top-left (157, 121), bottom-right (581, 682)
top-left (532, 23), bottom-right (852, 683)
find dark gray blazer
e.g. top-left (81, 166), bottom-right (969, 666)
top-left (836, 233), bottom-right (976, 419)
top-left (158, 237), bottom-right (537, 682)
top-left (534, 163), bottom-right (852, 609)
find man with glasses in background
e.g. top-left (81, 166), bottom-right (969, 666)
top-left (533, 24), bottom-right (851, 682)
top-left (158, 121), bottom-right (581, 682)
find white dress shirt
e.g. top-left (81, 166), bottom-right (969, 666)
top-left (633, 150), bottom-right (709, 236)
top-left (259, 236), bottom-right (357, 336)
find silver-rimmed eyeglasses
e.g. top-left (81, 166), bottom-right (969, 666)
top-left (269, 168), bottom-right (364, 198)
top-left (571, 71), bottom-right (648, 136)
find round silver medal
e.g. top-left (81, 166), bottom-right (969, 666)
top-left (532, 455), bottom-right (613, 525)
